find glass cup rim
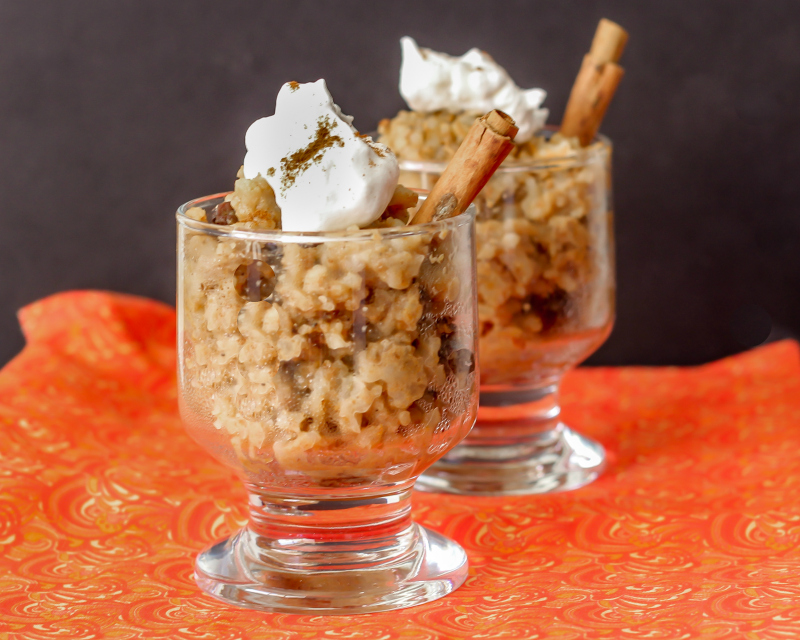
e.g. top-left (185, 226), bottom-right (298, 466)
top-left (384, 125), bottom-right (611, 174)
top-left (176, 191), bottom-right (475, 244)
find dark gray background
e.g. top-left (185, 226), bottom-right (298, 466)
top-left (1, 0), bottom-right (798, 366)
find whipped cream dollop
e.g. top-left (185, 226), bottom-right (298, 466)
top-left (244, 79), bottom-right (399, 232)
top-left (399, 36), bottom-right (548, 143)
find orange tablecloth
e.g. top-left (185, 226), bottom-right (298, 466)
top-left (1, 291), bottom-right (800, 639)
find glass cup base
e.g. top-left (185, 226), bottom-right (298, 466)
top-left (415, 422), bottom-right (605, 496)
top-left (194, 522), bottom-right (468, 614)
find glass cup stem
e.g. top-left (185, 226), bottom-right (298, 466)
top-left (246, 483), bottom-right (416, 564)
top-left (474, 383), bottom-right (562, 441)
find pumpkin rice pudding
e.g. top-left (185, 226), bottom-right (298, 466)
top-left (379, 111), bottom-right (613, 387)
top-left (179, 173), bottom-right (476, 484)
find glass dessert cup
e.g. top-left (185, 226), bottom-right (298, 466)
top-left (177, 194), bottom-right (478, 613)
top-left (398, 131), bottom-right (614, 496)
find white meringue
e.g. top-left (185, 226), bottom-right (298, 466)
top-left (244, 79), bottom-right (399, 232)
top-left (399, 36), bottom-right (548, 142)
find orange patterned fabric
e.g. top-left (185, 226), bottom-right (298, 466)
top-left (1, 291), bottom-right (800, 639)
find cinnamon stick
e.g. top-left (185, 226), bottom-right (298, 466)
top-left (561, 18), bottom-right (628, 146)
top-left (411, 110), bottom-right (518, 225)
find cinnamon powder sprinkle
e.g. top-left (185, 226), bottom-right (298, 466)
top-left (288, 81), bottom-right (300, 92)
top-left (279, 116), bottom-right (344, 192)
top-left (356, 131), bottom-right (388, 158)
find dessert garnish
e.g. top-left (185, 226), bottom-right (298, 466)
top-left (561, 19), bottom-right (629, 146)
top-left (399, 36), bottom-right (547, 143)
top-left (243, 79), bottom-right (399, 232)
top-left (412, 110), bottom-right (518, 224)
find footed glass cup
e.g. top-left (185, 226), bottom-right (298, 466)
top-left (177, 195), bottom-right (478, 613)
top-left (400, 131), bottom-right (614, 496)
